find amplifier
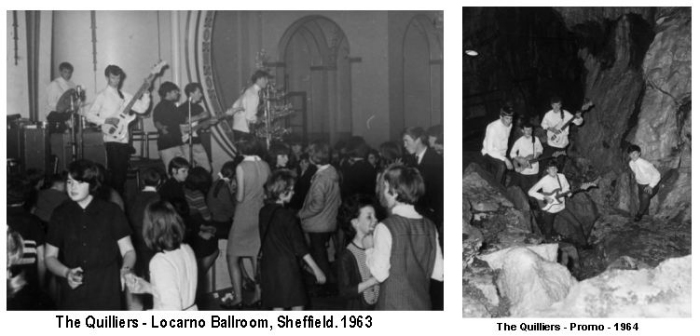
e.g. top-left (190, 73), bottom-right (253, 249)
top-left (51, 131), bottom-right (107, 171)
top-left (6, 127), bottom-right (50, 172)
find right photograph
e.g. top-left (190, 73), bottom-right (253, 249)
top-left (462, 7), bottom-right (691, 317)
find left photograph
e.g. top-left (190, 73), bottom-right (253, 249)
top-left (6, 10), bottom-right (444, 311)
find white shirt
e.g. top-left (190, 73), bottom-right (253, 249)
top-left (365, 204), bottom-right (443, 282)
top-left (45, 77), bottom-right (76, 115)
top-left (510, 135), bottom-right (544, 175)
top-left (528, 173), bottom-right (570, 214)
top-left (86, 86), bottom-right (151, 143)
top-left (231, 84), bottom-right (262, 133)
top-left (150, 244), bottom-right (198, 311)
top-left (481, 119), bottom-right (512, 161)
top-left (415, 146), bottom-right (427, 164)
top-left (541, 109), bottom-right (583, 148)
top-left (629, 158), bottom-right (661, 188)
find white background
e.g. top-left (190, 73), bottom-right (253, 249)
top-left (1, 1), bottom-right (697, 335)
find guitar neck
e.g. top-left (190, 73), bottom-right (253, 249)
top-left (121, 74), bottom-right (155, 116)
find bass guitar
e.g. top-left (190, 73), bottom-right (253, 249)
top-left (180, 107), bottom-right (243, 143)
top-left (513, 150), bottom-right (566, 173)
top-left (537, 177), bottom-right (600, 212)
top-left (548, 99), bottom-right (594, 147)
top-left (102, 61), bottom-right (168, 141)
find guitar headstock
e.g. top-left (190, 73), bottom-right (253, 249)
top-left (581, 98), bottom-right (594, 111)
top-left (580, 176), bottom-right (601, 190)
top-left (150, 60), bottom-right (168, 75)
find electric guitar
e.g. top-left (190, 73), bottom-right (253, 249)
top-left (513, 150), bottom-right (566, 173)
top-left (101, 61), bottom-right (168, 141)
top-left (180, 107), bottom-right (243, 143)
top-left (548, 99), bottom-right (594, 147)
top-left (537, 177), bottom-right (600, 211)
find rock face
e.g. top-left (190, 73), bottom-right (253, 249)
top-left (533, 255), bottom-right (691, 317)
top-left (480, 245), bottom-right (577, 317)
top-left (463, 163), bottom-right (534, 248)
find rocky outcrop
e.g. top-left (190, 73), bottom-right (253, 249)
top-left (533, 255), bottom-right (691, 317)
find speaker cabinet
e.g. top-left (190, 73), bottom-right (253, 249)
top-left (6, 127), bottom-right (50, 172)
top-left (50, 131), bottom-right (106, 171)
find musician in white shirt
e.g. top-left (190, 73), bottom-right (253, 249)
top-left (481, 106), bottom-right (514, 185)
top-left (510, 122), bottom-right (543, 194)
top-left (628, 145), bottom-right (661, 222)
top-left (540, 96), bottom-right (583, 170)
top-left (85, 65), bottom-right (151, 195)
top-left (45, 62), bottom-right (76, 119)
top-left (528, 161), bottom-right (581, 244)
top-left (230, 70), bottom-right (271, 137)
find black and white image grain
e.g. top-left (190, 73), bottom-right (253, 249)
top-left (463, 7), bottom-right (690, 318)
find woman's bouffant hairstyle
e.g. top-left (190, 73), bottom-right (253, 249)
top-left (339, 194), bottom-right (377, 241)
top-left (378, 141), bottom-right (402, 163)
top-left (307, 140), bottom-right (331, 165)
top-left (68, 160), bottom-right (101, 195)
top-left (379, 164), bottom-right (425, 205)
top-left (235, 133), bottom-right (265, 157)
top-left (264, 169), bottom-right (296, 202)
top-left (213, 160), bottom-right (237, 198)
top-left (142, 200), bottom-right (186, 252)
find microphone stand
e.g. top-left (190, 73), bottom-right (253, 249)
top-left (188, 97), bottom-right (194, 167)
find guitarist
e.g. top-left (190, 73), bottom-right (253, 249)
top-left (230, 70), bottom-right (271, 138)
top-left (540, 96), bottom-right (583, 172)
top-left (528, 161), bottom-right (587, 246)
top-left (153, 81), bottom-right (186, 169)
top-left (86, 65), bottom-right (151, 195)
top-left (509, 122), bottom-right (543, 195)
top-left (177, 82), bottom-right (215, 172)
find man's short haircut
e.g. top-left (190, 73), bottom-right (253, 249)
top-left (546, 160), bottom-right (559, 169)
top-left (168, 157), bottom-right (190, 176)
top-left (427, 125), bottom-right (443, 137)
top-left (59, 62), bottom-right (74, 72)
top-left (627, 144), bottom-right (642, 154)
top-left (308, 140), bottom-right (331, 165)
top-left (184, 82), bottom-right (203, 96)
top-left (46, 172), bottom-right (67, 188)
top-left (500, 105), bottom-right (514, 117)
top-left (185, 166), bottom-right (212, 195)
top-left (158, 81), bottom-right (180, 98)
top-left (142, 168), bottom-right (163, 187)
top-left (104, 65), bottom-right (125, 78)
top-left (68, 160), bottom-right (101, 195)
top-left (142, 200), bottom-right (186, 252)
top-left (381, 164), bottom-right (425, 205)
top-left (550, 96), bottom-right (562, 104)
top-left (521, 122), bottom-right (534, 130)
top-left (251, 70), bottom-right (272, 83)
top-left (264, 169), bottom-right (296, 202)
top-left (346, 136), bottom-right (369, 158)
top-left (403, 127), bottom-right (428, 145)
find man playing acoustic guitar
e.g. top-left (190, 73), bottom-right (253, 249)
top-left (509, 122), bottom-right (543, 195)
top-left (86, 65), bottom-right (151, 195)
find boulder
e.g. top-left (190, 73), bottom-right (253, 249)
top-left (484, 246), bottom-right (577, 317)
top-left (534, 255), bottom-right (691, 317)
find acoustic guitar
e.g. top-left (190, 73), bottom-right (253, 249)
top-left (537, 177), bottom-right (600, 212)
top-left (548, 99), bottom-right (594, 147)
top-left (101, 61), bottom-right (167, 141)
top-left (513, 150), bottom-right (566, 173)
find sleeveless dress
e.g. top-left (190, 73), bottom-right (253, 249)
top-left (228, 157), bottom-right (270, 256)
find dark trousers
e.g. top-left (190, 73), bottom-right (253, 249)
top-left (542, 145), bottom-right (567, 173)
top-left (482, 154), bottom-right (507, 185)
top-left (636, 183), bottom-right (659, 216)
top-left (307, 232), bottom-right (335, 283)
top-left (539, 208), bottom-right (587, 246)
top-left (105, 142), bottom-right (131, 196)
top-left (511, 172), bottom-right (539, 196)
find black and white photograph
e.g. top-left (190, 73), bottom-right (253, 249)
top-left (463, 7), bottom-right (691, 318)
top-left (5, 10), bottom-right (444, 312)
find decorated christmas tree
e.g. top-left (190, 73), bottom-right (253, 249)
top-left (253, 49), bottom-right (294, 149)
